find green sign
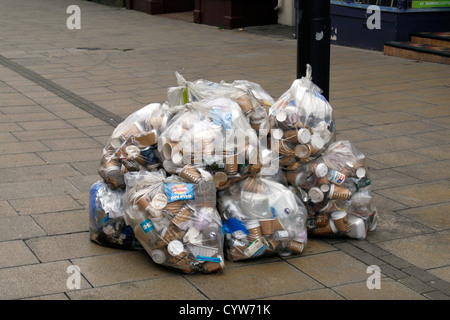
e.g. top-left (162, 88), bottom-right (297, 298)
top-left (412, 0), bottom-right (450, 8)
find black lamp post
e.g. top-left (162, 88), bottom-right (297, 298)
top-left (296, 0), bottom-right (331, 101)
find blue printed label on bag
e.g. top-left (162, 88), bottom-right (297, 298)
top-left (164, 183), bottom-right (195, 203)
top-left (196, 256), bottom-right (222, 263)
top-left (140, 219), bottom-right (154, 234)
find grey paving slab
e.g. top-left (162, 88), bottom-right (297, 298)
top-left (377, 231), bottom-right (450, 270)
top-left (67, 277), bottom-right (208, 300)
top-left (0, 260), bottom-right (91, 300)
top-left (9, 194), bottom-right (83, 215)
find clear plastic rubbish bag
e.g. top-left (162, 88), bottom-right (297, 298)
top-left (218, 176), bottom-right (308, 261)
top-left (285, 140), bottom-right (379, 240)
top-left (98, 103), bottom-right (170, 189)
top-left (89, 180), bottom-right (141, 250)
top-left (269, 65), bottom-right (336, 170)
top-left (124, 170), bottom-right (225, 274)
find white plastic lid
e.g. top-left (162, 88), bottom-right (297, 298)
top-left (297, 128), bottom-right (311, 144)
top-left (308, 187), bottom-right (324, 203)
top-left (167, 240), bottom-right (184, 256)
top-left (320, 184), bottom-right (330, 193)
top-left (331, 210), bottom-right (347, 220)
top-left (311, 135), bottom-right (325, 149)
top-left (329, 219), bottom-right (338, 233)
top-left (276, 111), bottom-right (287, 122)
top-left (356, 166), bottom-right (366, 178)
top-left (315, 163), bottom-right (328, 178)
top-left (151, 193), bottom-right (168, 209)
top-left (245, 220), bottom-right (261, 230)
top-left (328, 184), bottom-right (335, 199)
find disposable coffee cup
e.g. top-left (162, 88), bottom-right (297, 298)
top-left (285, 170), bottom-right (300, 186)
top-left (163, 140), bottom-right (181, 159)
top-left (136, 196), bottom-right (150, 212)
top-left (309, 187), bottom-right (324, 203)
top-left (171, 207), bottom-right (193, 230)
top-left (331, 211), bottom-right (350, 232)
top-left (328, 184), bottom-right (352, 200)
top-left (213, 171), bottom-right (228, 187)
top-left (151, 193), bottom-right (168, 210)
top-left (167, 240), bottom-right (185, 257)
top-left (278, 141), bottom-right (295, 156)
top-left (236, 95), bottom-right (255, 115)
top-left (122, 122), bottom-right (144, 139)
top-left (172, 151), bottom-right (184, 165)
top-left (314, 219), bottom-right (338, 236)
top-left (315, 163), bottom-right (328, 178)
top-left (245, 220), bottom-right (263, 241)
top-left (273, 218), bottom-right (284, 231)
top-left (164, 201), bottom-right (184, 214)
top-left (284, 130), bottom-right (299, 143)
top-left (134, 130), bottom-right (157, 146)
top-left (180, 165), bottom-right (202, 183)
top-left (294, 144), bottom-right (311, 159)
top-left (308, 135), bottom-right (324, 155)
top-left (287, 240), bottom-right (304, 253)
top-left (276, 111), bottom-right (287, 122)
top-left (259, 219), bottom-right (275, 235)
top-left (315, 212), bottom-right (329, 228)
top-left (297, 128), bottom-right (311, 144)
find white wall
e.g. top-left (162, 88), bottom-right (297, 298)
top-left (276, 0), bottom-right (296, 26)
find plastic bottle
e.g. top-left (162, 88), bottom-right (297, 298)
top-left (132, 214), bottom-right (161, 254)
top-left (273, 230), bottom-right (297, 241)
top-left (218, 195), bottom-right (246, 220)
top-left (327, 169), bottom-right (346, 185)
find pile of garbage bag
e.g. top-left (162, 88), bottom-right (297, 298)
top-left (89, 67), bottom-right (379, 274)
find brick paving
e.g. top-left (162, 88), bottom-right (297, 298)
top-left (0, 0), bottom-right (449, 301)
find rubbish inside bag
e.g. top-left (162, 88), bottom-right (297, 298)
top-left (286, 140), bottom-right (379, 240)
top-left (218, 176), bottom-right (308, 261)
top-left (89, 180), bottom-right (142, 250)
top-left (123, 170), bottom-right (225, 274)
top-left (91, 68), bottom-right (379, 274)
top-left (269, 65), bottom-right (336, 170)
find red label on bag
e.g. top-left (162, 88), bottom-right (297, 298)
top-left (172, 184), bottom-right (187, 194)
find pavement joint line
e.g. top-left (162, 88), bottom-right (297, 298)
top-left (330, 241), bottom-right (449, 298)
top-left (0, 54), bottom-right (125, 127)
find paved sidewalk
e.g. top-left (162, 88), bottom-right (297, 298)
top-left (0, 0), bottom-right (449, 301)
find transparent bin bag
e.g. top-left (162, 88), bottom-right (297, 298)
top-left (218, 177), bottom-right (308, 261)
top-left (158, 97), bottom-right (271, 188)
top-left (268, 66), bottom-right (335, 168)
top-left (286, 140), bottom-right (378, 240)
top-left (124, 170), bottom-right (225, 274)
top-left (98, 103), bottom-right (170, 189)
top-left (167, 73), bottom-right (271, 136)
top-left (89, 181), bottom-right (141, 250)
